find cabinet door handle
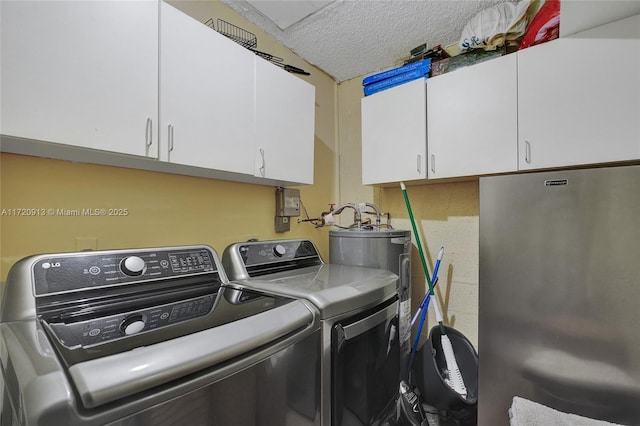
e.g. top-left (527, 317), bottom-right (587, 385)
top-left (145, 118), bottom-right (153, 149)
top-left (416, 155), bottom-right (421, 174)
top-left (259, 148), bottom-right (265, 177)
top-left (525, 140), bottom-right (531, 164)
top-left (168, 125), bottom-right (174, 154)
top-left (430, 154), bottom-right (436, 174)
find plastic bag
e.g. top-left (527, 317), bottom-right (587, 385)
top-left (459, 0), bottom-right (533, 51)
top-left (518, 0), bottom-right (560, 50)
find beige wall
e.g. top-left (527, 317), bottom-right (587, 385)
top-left (379, 182), bottom-right (480, 347)
top-left (0, 1), bottom-right (338, 280)
top-left (335, 78), bottom-right (375, 212)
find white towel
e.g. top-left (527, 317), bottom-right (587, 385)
top-left (509, 396), bottom-right (625, 426)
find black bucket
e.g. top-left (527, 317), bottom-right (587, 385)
top-left (412, 325), bottom-right (478, 423)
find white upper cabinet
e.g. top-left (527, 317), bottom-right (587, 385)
top-left (361, 78), bottom-right (427, 185)
top-left (254, 58), bottom-right (316, 185)
top-left (0, 1), bottom-right (159, 157)
top-left (1, 1), bottom-right (315, 186)
top-left (427, 54), bottom-right (518, 179)
top-left (361, 13), bottom-right (640, 184)
top-left (517, 14), bottom-right (640, 170)
top-left (559, 1), bottom-right (640, 37)
top-left (159, 3), bottom-right (255, 174)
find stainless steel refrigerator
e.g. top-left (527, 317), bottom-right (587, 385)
top-left (478, 164), bottom-right (640, 425)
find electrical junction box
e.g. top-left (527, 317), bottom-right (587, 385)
top-left (276, 188), bottom-right (300, 217)
top-left (275, 188), bottom-right (300, 233)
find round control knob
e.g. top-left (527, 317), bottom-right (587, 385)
top-left (120, 315), bottom-right (146, 336)
top-left (273, 244), bottom-right (286, 257)
top-left (120, 256), bottom-right (146, 276)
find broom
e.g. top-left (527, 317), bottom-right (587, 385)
top-left (400, 182), bottom-right (467, 398)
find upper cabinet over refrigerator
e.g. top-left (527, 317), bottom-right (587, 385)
top-left (0, 1), bottom-right (159, 158)
top-left (427, 53), bottom-right (518, 179)
top-left (517, 14), bottom-right (640, 171)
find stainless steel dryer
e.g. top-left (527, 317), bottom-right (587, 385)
top-left (222, 239), bottom-right (400, 426)
top-left (328, 229), bottom-right (412, 378)
top-left (0, 245), bottom-right (321, 426)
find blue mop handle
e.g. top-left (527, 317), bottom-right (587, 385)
top-left (431, 246), bottom-right (444, 287)
top-left (411, 279), bottom-right (435, 352)
top-left (407, 265), bottom-right (442, 374)
top-left (410, 247), bottom-right (444, 326)
top-left (411, 296), bottom-right (430, 353)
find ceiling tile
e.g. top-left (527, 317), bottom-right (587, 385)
top-left (246, 0), bottom-right (336, 30)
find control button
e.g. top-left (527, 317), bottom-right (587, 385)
top-left (120, 256), bottom-right (146, 276)
top-left (120, 315), bottom-right (146, 336)
top-left (88, 328), bottom-right (101, 337)
top-left (89, 266), bottom-right (101, 275)
top-left (160, 260), bottom-right (169, 268)
top-left (273, 244), bottom-right (286, 257)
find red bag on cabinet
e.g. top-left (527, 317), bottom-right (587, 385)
top-left (518, 0), bottom-right (560, 50)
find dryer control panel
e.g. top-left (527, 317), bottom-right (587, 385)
top-left (223, 239), bottom-right (323, 279)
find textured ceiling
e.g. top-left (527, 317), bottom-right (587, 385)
top-left (220, 0), bottom-right (513, 82)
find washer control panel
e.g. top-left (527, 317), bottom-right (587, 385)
top-left (32, 246), bottom-right (218, 296)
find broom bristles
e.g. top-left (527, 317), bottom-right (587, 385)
top-left (441, 334), bottom-right (467, 399)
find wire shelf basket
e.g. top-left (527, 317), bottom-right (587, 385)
top-left (212, 18), bottom-right (257, 50)
top-left (203, 17), bottom-right (309, 75)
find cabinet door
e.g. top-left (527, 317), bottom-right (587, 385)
top-left (0, 1), bottom-right (158, 157)
top-left (254, 58), bottom-right (316, 185)
top-left (427, 54), bottom-right (518, 179)
top-left (159, 2), bottom-right (255, 174)
top-left (518, 16), bottom-right (640, 170)
top-left (361, 78), bottom-right (427, 185)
